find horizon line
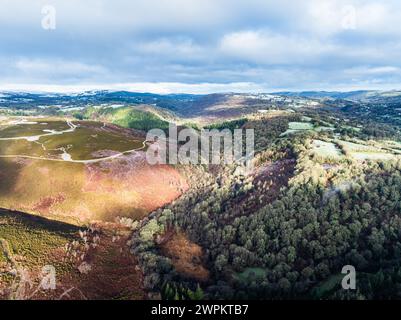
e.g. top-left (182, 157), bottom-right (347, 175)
top-left (1, 82), bottom-right (401, 95)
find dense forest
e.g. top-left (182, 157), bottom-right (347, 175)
top-left (131, 109), bottom-right (401, 300)
top-left (73, 106), bottom-right (170, 131)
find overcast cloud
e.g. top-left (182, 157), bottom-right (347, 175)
top-left (1, 0), bottom-right (401, 93)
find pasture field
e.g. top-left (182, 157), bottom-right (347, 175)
top-left (309, 138), bottom-right (401, 162)
top-left (281, 121), bottom-right (335, 136)
top-left (382, 140), bottom-right (401, 154)
top-left (336, 139), bottom-right (400, 161)
top-left (351, 152), bottom-right (396, 161)
top-left (314, 126), bottom-right (335, 132)
top-left (288, 122), bottom-right (314, 130)
top-left (337, 140), bottom-right (378, 153)
top-left (312, 140), bottom-right (343, 160)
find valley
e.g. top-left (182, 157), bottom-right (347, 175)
top-left (0, 90), bottom-right (401, 300)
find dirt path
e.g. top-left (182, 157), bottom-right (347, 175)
top-left (0, 119), bottom-right (148, 163)
top-left (0, 120), bottom-right (77, 141)
top-left (0, 139), bottom-right (148, 164)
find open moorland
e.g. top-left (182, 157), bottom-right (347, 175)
top-left (0, 118), bottom-right (187, 224)
top-left (1, 91), bottom-right (401, 300)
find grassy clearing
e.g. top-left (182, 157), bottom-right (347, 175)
top-left (337, 140), bottom-right (399, 161)
top-left (301, 116), bottom-right (312, 122)
top-left (382, 140), bottom-right (401, 154)
top-left (281, 121), bottom-right (331, 136)
top-left (312, 140), bottom-right (343, 160)
top-left (315, 126), bottom-right (336, 132)
top-left (39, 125), bottom-right (143, 160)
top-left (280, 129), bottom-right (300, 136)
top-left (0, 121), bottom-right (70, 138)
top-left (337, 140), bottom-right (378, 153)
top-left (351, 152), bottom-right (396, 161)
top-left (288, 122), bottom-right (314, 130)
top-left (0, 119), bottom-right (145, 161)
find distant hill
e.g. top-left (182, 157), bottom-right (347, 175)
top-left (0, 90), bottom-right (200, 111)
top-left (275, 90), bottom-right (401, 102)
top-left (2, 89), bottom-right (401, 123)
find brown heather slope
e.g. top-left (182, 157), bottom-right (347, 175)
top-left (0, 151), bottom-right (188, 224)
top-left (0, 210), bottom-right (145, 300)
top-left (159, 231), bottom-right (210, 283)
top-left (37, 222), bottom-right (145, 300)
top-left (0, 119), bottom-right (188, 299)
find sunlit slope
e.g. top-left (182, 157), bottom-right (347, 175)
top-left (0, 118), bottom-right (188, 224)
top-left (75, 106), bottom-right (170, 131)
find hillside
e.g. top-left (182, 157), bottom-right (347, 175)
top-left (0, 118), bottom-right (187, 224)
top-left (129, 105), bottom-right (401, 300)
top-left (0, 208), bottom-right (145, 299)
top-left (1, 91), bottom-right (401, 300)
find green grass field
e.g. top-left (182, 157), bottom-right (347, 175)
top-left (281, 118), bottom-right (338, 137)
top-left (0, 120), bottom-right (70, 138)
top-left (39, 125), bottom-right (143, 160)
top-left (0, 119), bottom-right (145, 161)
top-left (337, 140), bottom-right (398, 161)
top-left (288, 122), bottom-right (314, 130)
top-left (312, 140), bottom-right (343, 160)
top-left (77, 106), bottom-right (170, 131)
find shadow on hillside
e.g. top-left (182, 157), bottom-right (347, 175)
top-left (0, 207), bottom-right (80, 235)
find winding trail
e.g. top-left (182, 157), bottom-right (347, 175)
top-left (0, 141), bottom-right (147, 163)
top-left (0, 121), bottom-right (77, 142)
top-left (0, 120), bottom-right (148, 164)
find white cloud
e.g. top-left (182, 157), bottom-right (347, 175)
top-left (219, 30), bottom-right (333, 64)
top-left (15, 58), bottom-right (106, 77)
top-left (344, 66), bottom-right (401, 75)
top-left (0, 0), bottom-right (229, 32)
top-left (135, 38), bottom-right (207, 61)
top-left (0, 82), bottom-right (266, 94)
top-left (1, 0), bottom-right (401, 90)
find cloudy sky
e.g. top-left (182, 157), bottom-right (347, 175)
top-left (1, 0), bottom-right (401, 93)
